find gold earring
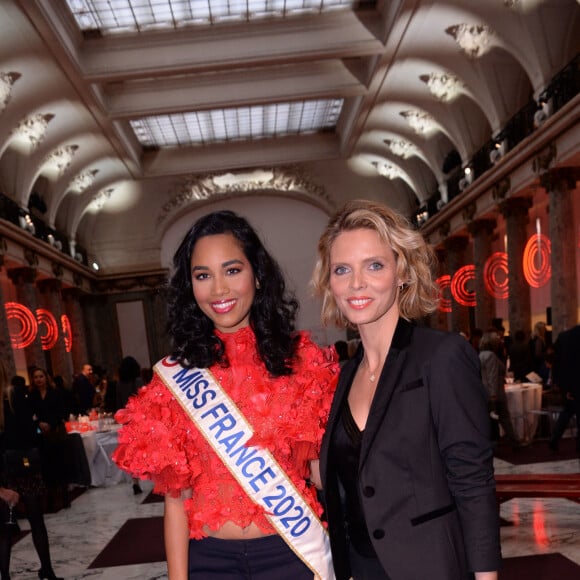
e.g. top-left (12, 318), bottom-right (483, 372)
top-left (256, 280), bottom-right (261, 289)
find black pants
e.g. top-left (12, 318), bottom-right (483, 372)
top-left (0, 493), bottom-right (55, 580)
top-left (188, 535), bottom-right (314, 579)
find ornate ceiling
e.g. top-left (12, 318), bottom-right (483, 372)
top-left (0, 0), bottom-right (578, 273)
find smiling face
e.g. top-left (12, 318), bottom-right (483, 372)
top-left (329, 228), bottom-right (401, 330)
top-left (190, 233), bottom-right (256, 333)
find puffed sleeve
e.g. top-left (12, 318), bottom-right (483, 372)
top-left (112, 373), bottom-right (202, 496)
top-left (287, 334), bottom-right (339, 476)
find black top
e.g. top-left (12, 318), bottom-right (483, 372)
top-left (3, 385), bottom-right (39, 450)
top-left (330, 400), bottom-right (378, 558)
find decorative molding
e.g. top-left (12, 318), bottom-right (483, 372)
top-left (399, 109), bottom-right (438, 135)
top-left (462, 201), bottom-right (477, 224)
top-left (532, 143), bottom-right (557, 175)
top-left (91, 273), bottom-right (167, 294)
top-left (419, 72), bottom-right (464, 103)
top-left (157, 166), bottom-right (331, 226)
top-left (24, 249), bottom-right (38, 267)
top-left (51, 261), bottom-right (64, 279)
top-left (492, 178), bottom-right (511, 203)
top-left (0, 71), bottom-right (21, 114)
top-left (445, 24), bottom-right (494, 58)
top-left (13, 113), bottom-right (54, 148)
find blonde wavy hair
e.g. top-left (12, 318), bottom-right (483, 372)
top-left (312, 199), bottom-right (440, 328)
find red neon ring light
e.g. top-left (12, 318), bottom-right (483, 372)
top-left (36, 308), bottom-right (59, 350)
top-left (435, 274), bottom-right (452, 313)
top-left (484, 252), bottom-right (509, 299)
top-left (523, 233), bottom-right (551, 288)
top-left (5, 302), bottom-right (38, 349)
top-left (451, 264), bottom-right (476, 307)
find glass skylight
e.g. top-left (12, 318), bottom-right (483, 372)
top-left (65, 0), bottom-right (358, 34)
top-left (130, 99), bottom-right (343, 147)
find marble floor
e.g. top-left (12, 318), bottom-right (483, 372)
top-left (7, 455), bottom-right (580, 579)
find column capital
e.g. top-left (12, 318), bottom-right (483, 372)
top-left (444, 235), bottom-right (469, 253)
top-left (468, 219), bottom-right (496, 237)
top-left (539, 167), bottom-right (580, 193)
top-left (37, 278), bottom-right (63, 294)
top-left (7, 266), bottom-right (37, 285)
top-left (499, 196), bottom-right (532, 220)
top-left (532, 142), bottom-right (557, 175)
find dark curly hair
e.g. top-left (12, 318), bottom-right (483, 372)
top-left (167, 210), bottom-right (299, 376)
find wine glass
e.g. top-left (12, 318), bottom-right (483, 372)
top-left (5, 503), bottom-right (17, 526)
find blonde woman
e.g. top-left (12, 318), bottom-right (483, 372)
top-left (312, 200), bottom-right (501, 580)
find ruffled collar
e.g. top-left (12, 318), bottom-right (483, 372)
top-left (214, 325), bottom-right (256, 351)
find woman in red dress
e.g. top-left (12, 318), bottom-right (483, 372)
top-left (114, 211), bottom-right (338, 580)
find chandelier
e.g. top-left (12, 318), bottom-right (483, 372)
top-left (0, 72), bottom-right (21, 115)
top-left (445, 24), bottom-right (494, 58)
top-left (69, 169), bottom-right (99, 193)
top-left (419, 72), bottom-right (464, 102)
top-left (13, 113), bottom-right (54, 148)
top-left (400, 110), bottom-right (438, 136)
top-left (384, 139), bottom-right (417, 159)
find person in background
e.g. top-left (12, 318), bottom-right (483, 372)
top-left (0, 364), bottom-right (63, 580)
top-left (479, 331), bottom-right (519, 449)
top-left (52, 375), bottom-right (74, 419)
top-left (28, 368), bottom-right (69, 512)
top-left (113, 210), bottom-right (338, 580)
top-left (549, 324), bottom-right (580, 455)
top-left (115, 356), bottom-right (142, 411)
top-left (507, 330), bottom-right (533, 383)
top-left (114, 356), bottom-right (144, 495)
top-left (72, 363), bottom-right (95, 415)
top-left (469, 328), bottom-right (483, 353)
top-left (530, 321), bottom-right (550, 384)
top-left (312, 199), bottom-right (500, 580)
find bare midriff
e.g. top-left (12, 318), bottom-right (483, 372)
top-left (203, 521), bottom-right (274, 540)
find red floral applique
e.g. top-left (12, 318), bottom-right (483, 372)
top-left (113, 327), bottom-right (338, 538)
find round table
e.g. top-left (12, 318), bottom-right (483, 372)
top-left (504, 383), bottom-right (543, 444)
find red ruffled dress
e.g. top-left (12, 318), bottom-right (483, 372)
top-left (113, 326), bottom-right (338, 539)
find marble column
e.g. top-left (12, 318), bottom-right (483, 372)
top-left (540, 168), bottom-right (580, 339)
top-left (62, 288), bottom-right (89, 375)
top-left (37, 278), bottom-right (74, 383)
top-left (499, 197), bottom-right (533, 337)
top-left (444, 236), bottom-right (471, 334)
top-left (7, 267), bottom-right (45, 371)
top-left (0, 257), bottom-right (17, 378)
top-left (468, 219), bottom-right (497, 331)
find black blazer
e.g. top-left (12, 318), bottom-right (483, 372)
top-left (320, 319), bottom-right (502, 580)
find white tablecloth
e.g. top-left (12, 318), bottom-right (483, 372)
top-left (504, 383), bottom-right (543, 443)
top-left (80, 428), bottom-right (132, 487)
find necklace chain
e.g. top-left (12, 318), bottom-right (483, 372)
top-left (363, 354), bottom-right (377, 382)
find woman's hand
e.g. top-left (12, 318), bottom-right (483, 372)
top-left (308, 459), bottom-right (323, 490)
top-left (0, 487), bottom-right (20, 507)
top-left (475, 571), bottom-right (497, 580)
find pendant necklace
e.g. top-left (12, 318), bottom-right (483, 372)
top-left (363, 354), bottom-right (378, 382)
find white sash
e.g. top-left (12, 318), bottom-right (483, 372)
top-left (155, 356), bottom-right (335, 580)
